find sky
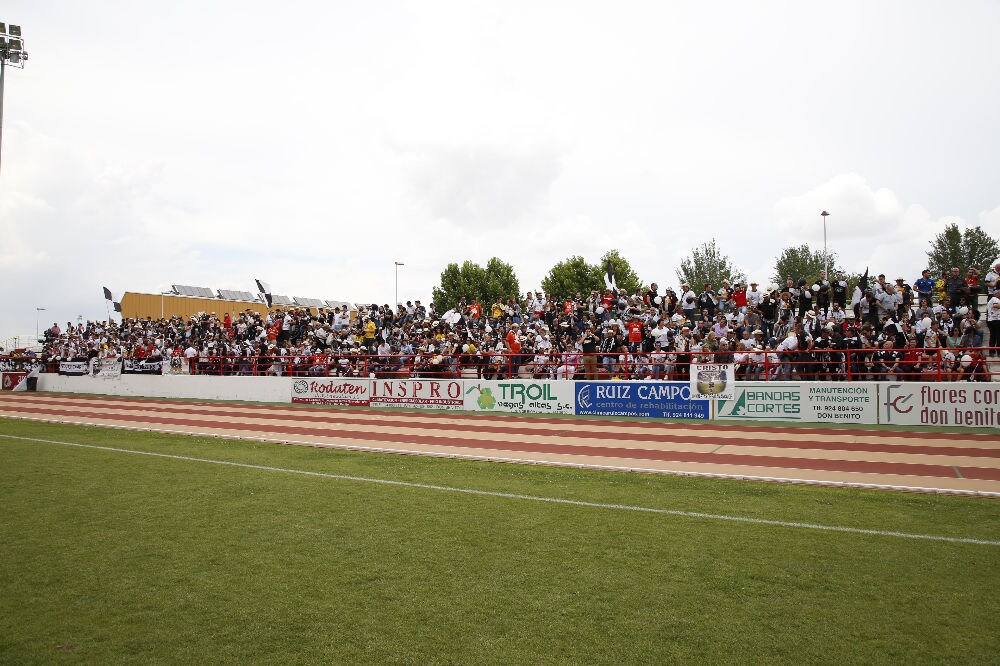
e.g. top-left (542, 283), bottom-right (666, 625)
top-left (2, 0), bottom-right (999, 342)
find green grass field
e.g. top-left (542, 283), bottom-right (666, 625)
top-left (2, 416), bottom-right (999, 664)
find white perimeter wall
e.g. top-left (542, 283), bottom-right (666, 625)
top-left (38, 374), bottom-right (292, 403)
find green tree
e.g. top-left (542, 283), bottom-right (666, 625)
top-left (675, 239), bottom-right (745, 294)
top-left (926, 223), bottom-right (1000, 277)
top-left (431, 257), bottom-right (521, 311)
top-left (601, 249), bottom-right (643, 296)
top-left (771, 244), bottom-right (840, 286)
top-left (541, 255), bottom-right (603, 298)
top-left (539, 250), bottom-right (644, 298)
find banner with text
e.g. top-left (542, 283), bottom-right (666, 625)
top-left (58, 361), bottom-right (89, 376)
top-left (689, 363), bottom-right (736, 401)
top-left (291, 378), bottom-right (370, 405)
top-left (370, 379), bottom-right (464, 410)
top-left (879, 383), bottom-right (1000, 428)
top-left (123, 359), bottom-right (163, 375)
top-left (93, 358), bottom-right (122, 379)
top-left (575, 381), bottom-right (709, 419)
top-left (464, 380), bottom-right (575, 414)
top-left (715, 382), bottom-right (878, 424)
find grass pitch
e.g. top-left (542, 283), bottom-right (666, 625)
top-left (1, 417), bottom-right (999, 664)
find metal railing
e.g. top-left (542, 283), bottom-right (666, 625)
top-left (13, 347), bottom-right (995, 382)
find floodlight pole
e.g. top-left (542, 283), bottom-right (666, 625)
top-left (35, 307), bottom-right (45, 341)
top-left (394, 262), bottom-right (404, 308)
top-left (820, 211), bottom-right (830, 280)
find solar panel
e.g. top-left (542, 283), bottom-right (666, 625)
top-left (172, 285), bottom-right (216, 298)
top-left (293, 297), bottom-right (326, 308)
top-left (218, 290), bottom-right (256, 302)
top-left (325, 300), bottom-right (359, 310)
top-left (270, 294), bottom-right (294, 306)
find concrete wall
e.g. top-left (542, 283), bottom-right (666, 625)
top-left (38, 373), bottom-right (292, 403)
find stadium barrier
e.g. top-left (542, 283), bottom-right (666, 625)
top-left (17, 347), bottom-right (996, 383)
top-left (30, 372), bottom-right (1000, 428)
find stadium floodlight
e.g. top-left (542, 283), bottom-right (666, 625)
top-left (1, 21), bottom-right (29, 176)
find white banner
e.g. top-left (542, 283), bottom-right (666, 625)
top-left (291, 378), bottom-right (370, 405)
top-left (370, 378), bottom-right (464, 410)
top-left (464, 380), bottom-right (576, 414)
top-left (879, 383), bottom-right (1000, 428)
top-left (94, 358), bottom-right (122, 378)
top-left (716, 382), bottom-right (878, 424)
top-left (59, 361), bottom-right (89, 376)
top-left (689, 363), bottom-right (736, 400)
top-left (123, 359), bottom-right (163, 374)
top-left (164, 356), bottom-right (188, 375)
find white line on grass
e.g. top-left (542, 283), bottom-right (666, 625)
top-left (3, 433), bottom-right (999, 547)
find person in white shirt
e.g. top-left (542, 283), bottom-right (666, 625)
top-left (650, 322), bottom-right (672, 348)
top-left (986, 291), bottom-right (1000, 357)
top-left (680, 284), bottom-right (698, 320)
top-left (985, 263), bottom-right (1000, 291)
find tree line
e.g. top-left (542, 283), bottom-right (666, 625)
top-left (429, 223), bottom-right (999, 310)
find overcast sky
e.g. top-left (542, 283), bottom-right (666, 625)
top-left (2, 0), bottom-right (999, 341)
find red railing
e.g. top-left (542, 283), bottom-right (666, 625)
top-left (17, 347), bottom-right (993, 382)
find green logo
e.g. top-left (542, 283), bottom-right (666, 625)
top-left (466, 384), bottom-right (497, 410)
top-left (477, 388), bottom-right (496, 410)
top-left (718, 391), bottom-right (747, 417)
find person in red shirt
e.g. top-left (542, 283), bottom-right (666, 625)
top-left (563, 298), bottom-right (575, 315)
top-left (467, 301), bottom-right (482, 320)
top-left (732, 283), bottom-right (748, 313)
top-left (505, 323), bottom-right (522, 378)
top-left (600, 289), bottom-right (614, 320)
top-left (627, 315), bottom-right (645, 352)
top-left (965, 268), bottom-right (982, 295)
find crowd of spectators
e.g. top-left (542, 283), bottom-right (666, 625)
top-left (29, 262), bottom-right (1000, 382)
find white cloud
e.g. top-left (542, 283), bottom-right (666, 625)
top-left (769, 173), bottom-right (1000, 280)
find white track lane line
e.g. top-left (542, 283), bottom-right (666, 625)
top-left (2, 433), bottom-right (998, 547)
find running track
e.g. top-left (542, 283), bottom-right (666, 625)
top-left (2, 393), bottom-right (1000, 495)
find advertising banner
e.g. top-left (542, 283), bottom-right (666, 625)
top-left (58, 361), bottom-right (89, 376)
top-left (880, 383), bottom-right (1000, 428)
top-left (464, 380), bottom-right (576, 414)
top-left (575, 381), bottom-right (710, 419)
top-left (716, 382), bottom-right (878, 424)
top-left (689, 363), bottom-right (736, 400)
top-left (369, 379), bottom-right (464, 410)
top-left (291, 378), bottom-right (370, 406)
top-left (1, 372), bottom-right (26, 390)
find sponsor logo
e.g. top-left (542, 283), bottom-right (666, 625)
top-left (882, 384), bottom-right (913, 422)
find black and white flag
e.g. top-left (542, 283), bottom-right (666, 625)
top-left (255, 279), bottom-right (273, 308)
top-left (102, 286), bottom-right (122, 313)
top-left (604, 260), bottom-right (618, 293)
